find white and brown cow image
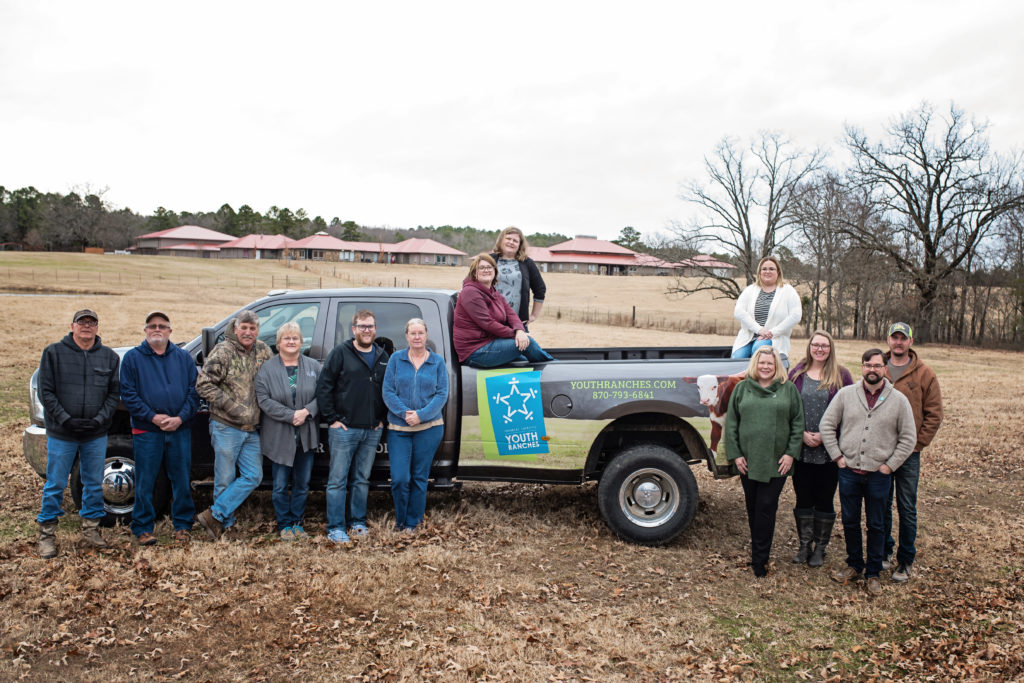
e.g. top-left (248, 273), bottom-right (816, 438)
top-left (683, 373), bottom-right (744, 455)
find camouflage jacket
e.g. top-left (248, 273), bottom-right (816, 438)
top-left (196, 327), bottom-right (271, 431)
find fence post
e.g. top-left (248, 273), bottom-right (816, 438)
top-left (632, 306), bottom-right (636, 327)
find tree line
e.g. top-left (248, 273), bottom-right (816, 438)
top-left (655, 101), bottom-right (1024, 347)
top-left (0, 190), bottom-right (569, 260)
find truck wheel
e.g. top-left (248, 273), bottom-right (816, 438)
top-left (70, 444), bottom-right (169, 528)
top-left (597, 443), bottom-right (698, 546)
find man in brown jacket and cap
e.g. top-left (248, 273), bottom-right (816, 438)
top-left (883, 322), bottom-right (943, 584)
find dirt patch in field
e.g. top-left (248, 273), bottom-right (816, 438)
top-left (0, 254), bottom-right (1022, 680)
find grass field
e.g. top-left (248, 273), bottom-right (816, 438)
top-left (0, 252), bottom-right (1021, 680)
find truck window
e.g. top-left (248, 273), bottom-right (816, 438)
top-left (333, 302), bottom-right (429, 353)
top-left (256, 302), bottom-right (321, 354)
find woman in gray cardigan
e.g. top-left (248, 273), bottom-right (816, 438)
top-left (255, 322), bottom-right (322, 539)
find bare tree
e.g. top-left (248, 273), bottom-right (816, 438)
top-left (667, 132), bottom-right (822, 299)
top-left (843, 102), bottom-right (1024, 341)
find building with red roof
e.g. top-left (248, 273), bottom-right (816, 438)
top-left (389, 238), bottom-right (466, 266)
top-left (527, 236), bottom-right (734, 276)
top-left (134, 225), bottom-right (236, 256)
top-left (219, 234), bottom-right (297, 260)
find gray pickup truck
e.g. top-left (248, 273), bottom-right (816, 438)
top-left (24, 288), bottom-right (750, 545)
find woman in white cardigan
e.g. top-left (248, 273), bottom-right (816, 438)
top-left (731, 256), bottom-right (802, 359)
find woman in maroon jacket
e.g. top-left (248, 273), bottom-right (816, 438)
top-left (454, 253), bottom-right (554, 368)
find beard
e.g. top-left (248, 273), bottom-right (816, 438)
top-left (864, 371), bottom-right (882, 385)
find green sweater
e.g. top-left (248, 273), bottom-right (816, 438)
top-left (724, 378), bottom-right (804, 483)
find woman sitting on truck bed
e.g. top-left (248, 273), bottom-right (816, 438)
top-left (454, 253), bottom-right (554, 368)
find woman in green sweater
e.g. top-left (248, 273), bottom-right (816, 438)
top-left (725, 346), bottom-right (804, 577)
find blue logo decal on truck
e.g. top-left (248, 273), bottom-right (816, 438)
top-left (477, 369), bottom-right (548, 458)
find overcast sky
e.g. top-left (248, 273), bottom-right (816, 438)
top-left (3, 1), bottom-right (1022, 241)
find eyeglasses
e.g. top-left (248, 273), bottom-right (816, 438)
top-left (280, 335), bottom-right (301, 342)
top-left (146, 324), bottom-right (170, 331)
top-left (476, 265), bottom-right (495, 272)
top-left (810, 343), bottom-right (830, 350)
top-left (75, 319), bottom-right (98, 327)
top-left (353, 324), bottom-right (376, 331)
top-left (862, 363), bottom-right (885, 370)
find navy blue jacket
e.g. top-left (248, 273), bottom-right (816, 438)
top-left (119, 340), bottom-right (199, 432)
top-left (315, 340), bottom-right (390, 428)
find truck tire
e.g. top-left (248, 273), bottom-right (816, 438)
top-left (597, 443), bottom-right (698, 546)
top-left (70, 443), bottom-right (170, 528)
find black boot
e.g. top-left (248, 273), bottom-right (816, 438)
top-left (808, 512), bottom-right (836, 568)
top-left (791, 509), bottom-right (814, 564)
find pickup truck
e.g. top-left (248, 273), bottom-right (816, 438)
top-left (24, 288), bottom-right (750, 545)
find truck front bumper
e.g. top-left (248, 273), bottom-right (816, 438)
top-left (23, 425), bottom-right (47, 478)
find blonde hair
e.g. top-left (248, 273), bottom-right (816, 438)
top-left (756, 256), bottom-right (786, 289)
top-left (791, 329), bottom-right (847, 392)
top-left (492, 226), bottom-right (529, 261)
top-left (276, 321), bottom-right (301, 345)
top-left (404, 318), bottom-right (428, 334)
top-left (745, 346), bottom-right (787, 384)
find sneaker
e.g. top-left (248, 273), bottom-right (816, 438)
top-left (866, 577), bottom-right (883, 596)
top-left (349, 524), bottom-right (369, 538)
top-left (882, 551), bottom-right (893, 571)
top-left (173, 529), bottom-right (191, 545)
top-left (891, 562), bottom-right (913, 583)
top-left (136, 532), bottom-right (158, 546)
top-left (291, 525), bottom-right (308, 540)
top-left (327, 529), bottom-right (351, 544)
top-left (279, 526), bottom-right (295, 540)
top-left (196, 508), bottom-right (223, 541)
top-left (832, 566), bottom-right (864, 584)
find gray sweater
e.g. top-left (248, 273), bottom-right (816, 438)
top-left (820, 379), bottom-right (917, 472)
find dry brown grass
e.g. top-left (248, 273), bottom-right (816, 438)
top-left (0, 253), bottom-right (1022, 681)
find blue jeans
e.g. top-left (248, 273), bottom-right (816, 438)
top-left (209, 420), bottom-right (263, 528)
top-left (466, 337), bottom-right (554, 368)
top-left (838, 467), bottom-right (891, 579)
top-left (388, 425), bottom-right (444, 530)
top-left (884, 451), bottom-right (920, 566)
top-left (326, 426), bottom-right (381, 532)
top-left (272, 442), bottom-right (315, 530)
top-left (131, 428), bottom-right (194, 535)
top-left (731, 338), bottom-right (774, 359)
top-left (37, 435), bottom-right (107, 523)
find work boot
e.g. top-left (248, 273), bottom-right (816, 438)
top-left (791, 509), bottom-right (814, 564)
top-left (808, 512), bottom-right (836, 568)
top-left (196, 508), bottom-right (224, 541)
top-left (80, 518), bottom-right (109, 549)
top-left (38, 521), bottom-right (58, 559)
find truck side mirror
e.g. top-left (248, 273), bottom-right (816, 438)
top-left (201, 327), bottom-right (219, 363)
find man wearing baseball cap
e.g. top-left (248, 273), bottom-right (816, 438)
top-left (36, 309), bottom-right (121, 558)
top-left (883, 321), bottom-right (944, 583)
top-left (120, 311), bottom-right (199, 546)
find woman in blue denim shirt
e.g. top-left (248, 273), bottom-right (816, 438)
top-left (382, 318), bottom-right (449, 532)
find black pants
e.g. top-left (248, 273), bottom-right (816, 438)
top-left (792, 460), bottom-right (839, 514)
top-left (740, 475), bottom-right (787, 572)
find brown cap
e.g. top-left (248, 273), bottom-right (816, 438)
top-left (145, 311), bottom-right (171, 324)
top-left (73, 309), bottom-right (98, 323)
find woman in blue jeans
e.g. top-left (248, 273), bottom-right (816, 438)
top-left (453, 253), bottom-right (554, 368)
top-left (254, 322), bottom-right (322, 539)
top-left (382, 319), bottom-right (450, 531)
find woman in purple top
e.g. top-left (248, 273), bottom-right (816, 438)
top-left (787, 329), bottom-right (854, 568)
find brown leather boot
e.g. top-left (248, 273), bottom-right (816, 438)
top-left (38, 521), bottom-right (58, 559)
top-left (80, 517), bottom-right (109, 549)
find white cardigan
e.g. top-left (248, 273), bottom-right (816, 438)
top-left (731, 283), bottom-right (802, 357)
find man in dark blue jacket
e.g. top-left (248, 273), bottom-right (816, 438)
top-left (120, 311), bottom-right (199, 546)
top-left (37, 309), bottom-right (120, 558)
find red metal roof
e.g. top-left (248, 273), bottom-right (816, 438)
top-left (547, 237), bottom-right (636, 256)
top-left (159, 242), bottom-right (222, 252)
top-left (138, 225), bottom-right (236, 242)
top-left (220, 234), bottom-right (297, 249)
top-left (390, 238), bottom-right (466, 256)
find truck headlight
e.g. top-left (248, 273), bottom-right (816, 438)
top-left (29, 369), bottom-right (44, 425)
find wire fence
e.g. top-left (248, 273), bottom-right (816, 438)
top-left (548, 305), bottom-right (734, 335)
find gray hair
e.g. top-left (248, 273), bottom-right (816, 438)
top-left (276, 321), bottom-right (301, 345)
top-left (405, 318), bottom-right (428, 334)
top-left (234, 310), bottom-right (259, 328)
